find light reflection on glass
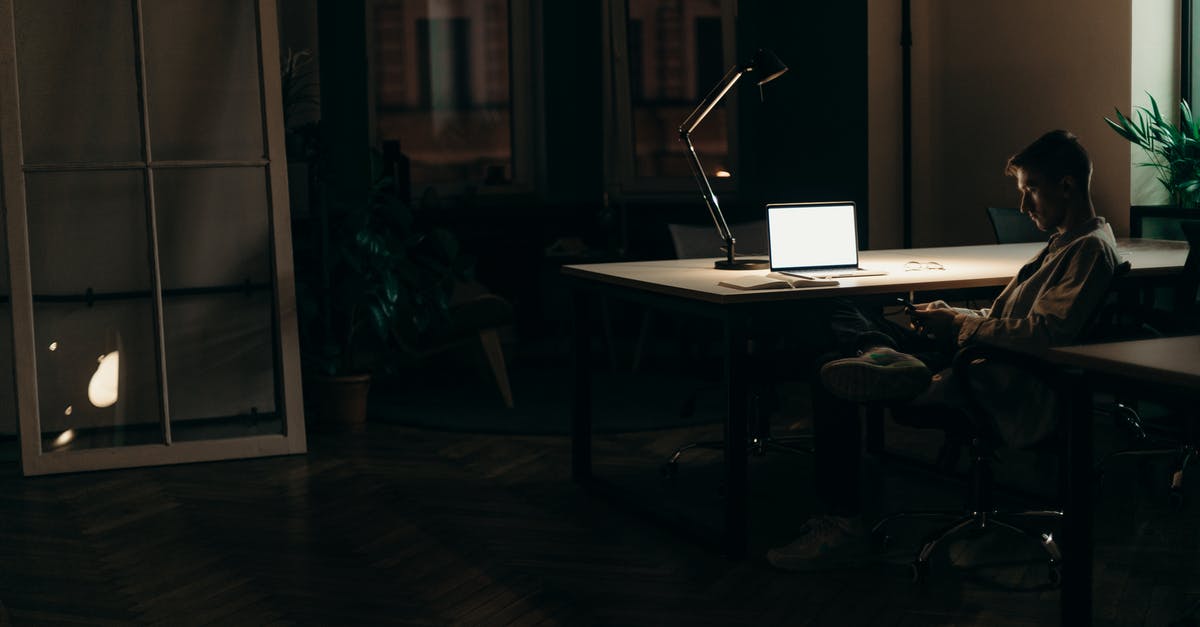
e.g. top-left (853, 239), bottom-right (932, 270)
top-left (54, 429), bottom-right (75, 447)
top-left (88, 350), bottom-right (120, 408)
top-left (49, 341), bottom-right (58, 351)
top-left (64, 405), bottom-right (72, 415)
top-left (714, 169), bottom-right (732, 178)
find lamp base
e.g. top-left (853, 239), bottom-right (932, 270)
top-left (714, 258), bottom-right (769, 270)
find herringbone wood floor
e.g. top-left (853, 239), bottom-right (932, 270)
top-left (0, 413), bottom-right (1197, 625)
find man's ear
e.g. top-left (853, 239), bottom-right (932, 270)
top-left (1059, 175), bottom-right (1076, 198)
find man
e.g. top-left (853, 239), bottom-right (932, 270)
top-left (767, 130), bottom-right (1123, 571)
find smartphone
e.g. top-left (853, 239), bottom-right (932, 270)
top-left (895, 296), bottom-right (916, 314)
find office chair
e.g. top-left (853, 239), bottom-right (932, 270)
top-left (658, 220), bottom-right (814, 476)
top-left (872, 344), bottom-right (1070, 583)
top-left (986, 207), bottom-right (1049, 244)
top-left (871, 261), bottom-right (1131, 583)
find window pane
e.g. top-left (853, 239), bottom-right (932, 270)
top-left (164, 293), bottom-right (279, 441)
top-left (142, 0), bottom-right (264, 161)
top-left (24, 171), bottom-right (152, 295)
top-left (374, 0), bottom-right (513, 187)
top-left (628, 0), bottom-right (728, 179)
top-left (154, 168), bottom-right (272, 289)
top-left (34, 301), bottom-right (164, 452)
top-left (13, 0), bottom-right (142, 164)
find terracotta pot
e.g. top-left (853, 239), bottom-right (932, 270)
top-left (308, 373), bottom-right (372, 430)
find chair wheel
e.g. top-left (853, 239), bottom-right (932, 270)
top-left (910, 560), bottom-right (929, 583)
top-left (1047, 562), bottom-right (1062, 586)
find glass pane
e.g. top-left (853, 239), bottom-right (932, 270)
top-left (1141, 217), bottom-right (1200, 242)
top-left (142, 0), bottom-right (264, 160)
top-left (13, 0), bottom-right (143, 163)
top-left (24, 171), bottom-right (151, 295)
top-left (155, 168), bottom-right (272, 289)
top-left (34, 302), bottom-right (164, 452)
top-left (628, 0), bottom-right (728, 178)
top-left (164, 293), bottom-right (280, 442)
top-left (374, 0), bottom-right (513, 187)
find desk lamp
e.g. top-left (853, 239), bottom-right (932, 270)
top-left (679, 48), bottom-right (788, 270)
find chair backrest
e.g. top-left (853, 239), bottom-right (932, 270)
top-left (666, 220), bottom-right (767, 259)
top-left (986, 207), bottom-right (1048, 244)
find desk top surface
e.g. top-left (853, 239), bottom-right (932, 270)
top-left (562, 239), bottom-right (1189, 305)
top-left (1048, 335), bottom-right (1200, 390)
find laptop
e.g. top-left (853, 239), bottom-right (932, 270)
top-left (766, 201), bottom-right (887, 279)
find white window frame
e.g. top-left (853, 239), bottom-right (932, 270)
top-left (0, 0), bottom-right (306, 476)
top-left (603, 0), bottom-right (738, 199)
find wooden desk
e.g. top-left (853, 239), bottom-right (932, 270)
top-left (562, 239), bottom-right (1189, 559)
top-left (1045, 336), bottom-right (1200, 626)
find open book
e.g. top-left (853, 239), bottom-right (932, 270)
top-left (718, 272), bottom-right (839, 290)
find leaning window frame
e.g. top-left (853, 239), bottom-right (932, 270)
top-left (603, 0), bottom-right (738, 199)
top-left (364, 0), bottom-right (538, 198)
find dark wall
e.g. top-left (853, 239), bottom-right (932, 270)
top-left (736, 1), bottom-right (870, 246)
top-left (542, 0), bottom-right (604, 212)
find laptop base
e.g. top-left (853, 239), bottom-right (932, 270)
top-left (715, 258), bottom-right (769, 270)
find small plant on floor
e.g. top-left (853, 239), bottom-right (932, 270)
top-left (295, 149), bottom-right (470, 377)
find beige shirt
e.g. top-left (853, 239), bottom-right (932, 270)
top-left (954, 216), bottom-right (1122, 349)
top-left (921, 216), bottom-right (1123, 447)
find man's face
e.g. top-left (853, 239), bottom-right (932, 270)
top-left (1015, 169), bottom-right (1069, 232)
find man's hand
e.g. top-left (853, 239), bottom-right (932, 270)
top-left (910, 306), bottom-right (959, 339)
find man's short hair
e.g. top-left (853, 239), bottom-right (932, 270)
top-left (1004, 130), bottom-right (1092, 187)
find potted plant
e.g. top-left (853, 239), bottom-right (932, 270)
top-left (295, 149), bottom-right (468, 430)
top-left (1105, 94), bottom-right (1200, 208)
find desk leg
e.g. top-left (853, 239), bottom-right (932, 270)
top-left (572, 288), bottom-right (592, 483)
top-left (723, 315), bottom-right (749, 559)
top-left (1061, 370), bottom-right (1093, 626)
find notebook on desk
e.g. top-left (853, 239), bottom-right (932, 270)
top-left (766, 201), bottom-right (887, 279)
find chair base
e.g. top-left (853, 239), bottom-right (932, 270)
top-left (1097, 402), bottom-right (1197, 510)
top-left (871, 508), bottom-right (1062, 584)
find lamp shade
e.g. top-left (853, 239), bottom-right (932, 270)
top-left (745, 48), bottom-right (788, 85)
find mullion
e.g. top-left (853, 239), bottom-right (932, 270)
top-left (131, 0), bottom-right (173, 445)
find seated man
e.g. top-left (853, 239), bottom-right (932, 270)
top-left (767, 129), bottom-right (1123, 571)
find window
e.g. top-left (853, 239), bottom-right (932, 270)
top-left (370, 0), bottom-right (534, 193)
top-left (606, 0), bottom-right (736, 193)
top-left (0, 0), bottom-right (306, 474)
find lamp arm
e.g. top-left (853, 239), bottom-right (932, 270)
top-left (679, 131), bottom-right (736, 264)
top-left (680, 64), bottom-right (744, 135)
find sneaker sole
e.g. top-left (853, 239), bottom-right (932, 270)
top-left (820, 360), bottom-right (931, 403)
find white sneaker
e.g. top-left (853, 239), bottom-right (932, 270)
top-left (766, 515), bottom-right (867, 571)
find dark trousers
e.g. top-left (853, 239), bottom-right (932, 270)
top-left (812, 299), bottom-right (953, 516)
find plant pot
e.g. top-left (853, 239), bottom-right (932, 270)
top-left (308, 373), bottom-right (372, 431)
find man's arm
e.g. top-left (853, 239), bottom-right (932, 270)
top-left (954, 238), bottom-right (1118, 349)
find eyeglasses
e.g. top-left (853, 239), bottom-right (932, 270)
top-left (904, 261), bottom-right (945, 272)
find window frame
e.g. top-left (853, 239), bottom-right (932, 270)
top-left (0, 0), bottom-right (306, 475)
top-left (365, 0), bottom-right (538, 199)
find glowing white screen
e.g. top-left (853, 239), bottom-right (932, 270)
top-left (768, 203), bottom-right (858, 269)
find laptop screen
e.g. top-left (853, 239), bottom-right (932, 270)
top-left (767, 202), bottom-right (859, 270)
